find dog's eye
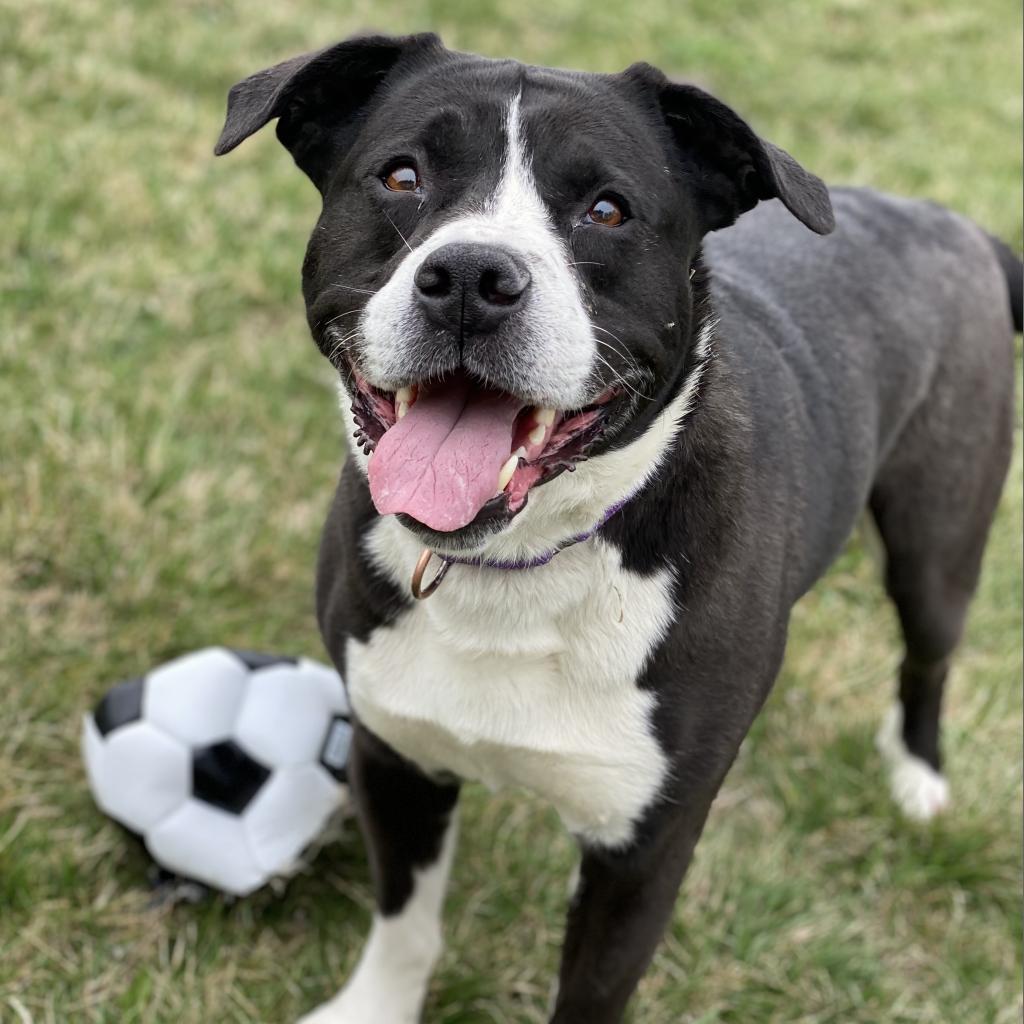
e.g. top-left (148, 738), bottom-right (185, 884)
top-left (585, 196), bottom-right (626, 227)
top-left (383, 163), bottom-right (421, 192)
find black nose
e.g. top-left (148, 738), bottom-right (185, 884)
top-left (414, 243), bottom-right (531, 336)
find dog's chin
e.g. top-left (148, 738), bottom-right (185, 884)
top-left (394, 495), bottom-right (517, 553)
top-left (392, 459), bottom-right (581, 554)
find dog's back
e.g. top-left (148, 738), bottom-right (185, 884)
top-left (706, 186), bottom-right (1017, 598)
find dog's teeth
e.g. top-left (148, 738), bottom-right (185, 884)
top-left (534, 407), bottom-right (556, 426)
top-left (497, 457), bottom-right (517, 492)
top-left (497, 450), bottom-right (525, 492)
top-left (395, 385), bottom-right (415, 405)
top-left (396, 400), bottom-right (409, 420)
top-left (528, 423), bottom-right (546, 446)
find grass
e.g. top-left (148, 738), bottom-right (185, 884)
top-left (1, 0), bottom-right (1021, 1021)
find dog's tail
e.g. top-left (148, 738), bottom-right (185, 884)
top-left (986, 233), bottom-right (1023, 332)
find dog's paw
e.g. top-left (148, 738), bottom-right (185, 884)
top-left (876, 705), bottom-right (951, 823)
top-left (296, 989), bottom-right (422, 1024)
top-left (296, 1003), bottom-right (344, 1024)
top-left (887, 754), bottom-right (950, 822)
top-left (295, 998), bottom-right (373, 1024)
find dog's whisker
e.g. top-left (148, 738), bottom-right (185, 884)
top-left (334, 284), bottom-right (379, 296)
top-left (320, 309), bottom-right (361, 329)
top-left (592, 326), bottom-right (649, 388)
top-left (383, 210), bottom-right (415, 254)
top-left (590, 348), bottom-right (652, 404)
top-left (590, 331), bottom-right (651, 401)
top-left (593, 335), bottom-right (646, 383)
top-left (325, 326), bottom-right (364, 366)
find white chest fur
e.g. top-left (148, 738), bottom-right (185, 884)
top-left (347, 524), bottom-right (676, 847)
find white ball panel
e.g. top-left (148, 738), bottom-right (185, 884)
top-left (243, 764), bottom-right (343, 875)
top-left (234, 665), bottom-right (339, 768)
top-left (147, 800), bottom-right (268, 896)
top-left (81, 714), bottom-right (107, 810)
top-left (87, 721), bottom-right (190, 831)
top-left (144, 647), bottom-right (248, 745)
top-left (296, 658), bottom-right (348, 715)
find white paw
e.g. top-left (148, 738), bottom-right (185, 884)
top-left (296, 996), bottom-right (412, 1024)
top-left (296, 1001), bottom-right (345, 1024)
top-left (889, 755), bottom-right (950, 821)
top-left (296, 956), bottom-right (430, 1024)
top-left (297, 989), bottom-right (422, 1024)
top-left (876, 704), bottom-right (951, 822)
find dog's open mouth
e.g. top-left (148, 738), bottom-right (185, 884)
top-left (349, 369), bottom-right (616, 532)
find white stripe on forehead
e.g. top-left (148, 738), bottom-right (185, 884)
top-left (483, 91), bottom-right (556, 254)
top-left (494, 92), bottom-right (531, 206)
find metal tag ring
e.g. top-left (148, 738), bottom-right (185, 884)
top-left (411, 549), bottom-right (451, 600)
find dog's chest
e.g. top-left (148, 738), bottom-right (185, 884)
top-left (347, 535), bottom-right (675, 845)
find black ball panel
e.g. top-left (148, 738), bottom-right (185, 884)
top-left (227, 650), bottom-right (298, 671)
top-left (93, 677), bottom-right (145, 736)
top-left (191, 740), bottom-right (271, 814)
top-left (318, 714), bottom-right (353, 783)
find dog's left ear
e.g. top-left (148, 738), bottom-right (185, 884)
top-left (626, 65), bottom-right (834, 236)
top-left (214, 33), bottom-right (444, 190)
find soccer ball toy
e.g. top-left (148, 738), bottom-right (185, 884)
top-left (82, 647), bottom-right (352, 896)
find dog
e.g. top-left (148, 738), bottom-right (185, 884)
top-left (214, 33), bottom-right (1021, 1023)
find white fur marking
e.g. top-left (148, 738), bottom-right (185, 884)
top-left (876, 704), bottom-right (950, 822)
top-left (297, 816), bottom-right (458, 1024)
top-left (351, 534), bottom-right (674, 847)
top-left (358, 91), bottom-right (595, 412)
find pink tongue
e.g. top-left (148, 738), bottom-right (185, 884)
top-left (367, 379), bottom-right (525, 532)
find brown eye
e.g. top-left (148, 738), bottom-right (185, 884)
top-left (383, 163), bottom-right (421, 192)
top-left (585, 196), bottom-right (626, 226)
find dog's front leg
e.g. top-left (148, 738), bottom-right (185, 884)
top-left (299, 724), bottom-right (460, 1024)
top-left (550, 791), bottom-right (718, 1024)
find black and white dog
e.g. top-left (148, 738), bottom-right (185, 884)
top-left (214, 33), bottom-right (1021, 1023)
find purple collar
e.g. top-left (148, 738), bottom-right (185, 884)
top-left (445, 496), bottom-right (631, 569)
top-left (409, 496), bottom-right (631, 598)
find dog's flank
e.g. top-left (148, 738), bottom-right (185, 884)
top-left (215, 33), bottom-right (1017, 1024)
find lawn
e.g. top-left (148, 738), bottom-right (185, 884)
top-left (1, 0), bottom-right (1021, 1022)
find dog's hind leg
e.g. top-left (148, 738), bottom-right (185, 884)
top-left (868, 359), bottom-right (1013, 821)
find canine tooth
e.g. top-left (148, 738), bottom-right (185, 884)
top-left (528, 423), bottom-right (547, 446)
top-left (534, 407), bottom-right (556, 426)
top-left (497, 451), bottom-right (522, 492)
top-left (396, 400), bottom-right (409, 420)
top-left (395, 385), bottom-right (414, 404)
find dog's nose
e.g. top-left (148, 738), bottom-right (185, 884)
top-left (414, 243), bottom-right (531, 335)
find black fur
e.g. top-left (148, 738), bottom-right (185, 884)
top-left (347, 726), bottom-right (459, 915)
top-left (986, 232), bottom-right (1024, 332)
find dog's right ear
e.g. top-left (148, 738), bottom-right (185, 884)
top-left (621, 63), bottom-right (833, 236)
top-left (214, 33), bottom-right (444, 191)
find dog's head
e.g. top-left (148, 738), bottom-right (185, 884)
top-left (216, 34), bottom-right (832, 549)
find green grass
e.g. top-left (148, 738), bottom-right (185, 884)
top-left (1, 0), bottom-right (1021, 1021)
